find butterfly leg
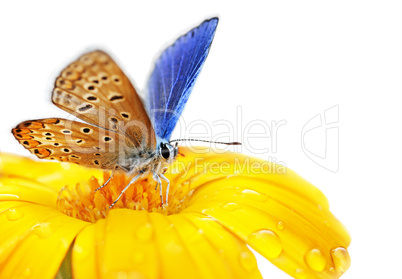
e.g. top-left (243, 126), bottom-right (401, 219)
top-left (159, 173), bottom-right (170, 205)
top-left (154, 174), bottom-right (163, 206)
top-left (95, 167), bottom-right (117, 192)
top-left (109, 173), bottom-right (141, 208)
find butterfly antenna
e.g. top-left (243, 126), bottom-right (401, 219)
top-left (169, 139), bottom-right (241, 145)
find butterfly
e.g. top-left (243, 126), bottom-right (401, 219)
top-left (11, 18), bottom-right (234, 208)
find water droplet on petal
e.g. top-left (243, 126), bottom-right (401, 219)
top-left (221, 202), bottom-right (241, 211)
top-left (61, 162), bottom-right (71, 170)
top-left (0, 193), bottom-right (21, 200)
top-left (330, 247), bottom-right (351, 273)
top-left (128, 271), bottom-right (146, 279)
top-left (60, 238), bottom-right (70, 249)
top-left (73, 244), bottom-right (88, 260)
top-left (305, 248), bottom-right (326, 272)
top-left (23, 268), bottom-right (31, 277)
top-left (32, 222), bottom-right (52, 238)
top-left (132, 250), bottom-right (145, 264)
top-left (295, 268), bottom-right (307, 279)
top-left (201, 208), bottom-right (214, 214)
top-left (166, 223), bottom-right (175, 231)
top-left (166, 242), bottom-right (183, 255)
top-left (276, 221), bottom-right (285, 230)
top-left (7, 208), bottom-right (24, 221)
top-left (74, 245), bottom-right (83, 253)
top-left (188, 228), bottom-right (205, 244)
top-left (247, 229), bottom-right (282, 259)
top-left (241, 189), bottom-right (268, 202)
top-left (136, 223), bottom-right (153, 242)
top-left (117, 271), bottom-right (128, 279)
top-left (239, 250), bottom-right (257, 272)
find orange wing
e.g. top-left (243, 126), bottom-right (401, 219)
top-left (12, 118), bottom-right (139, 170)
top-left (52, 50), bottom-right (156, 150)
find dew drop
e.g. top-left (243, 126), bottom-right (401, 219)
top-left (23, 268), bottom-right (31, 277)
top-left (61, 162), bottom-right (71, 170)
top-left (201, 208), bottom-right (214, 214)
top-left (74, 245), bottom-right (83, 254)
top-left (136, 223), bottom-right (153, 242)
top-left (221, 202), bottom-right (241, 211)
top-left (188, 228), bottom-right (205, 244)
top-left (295, 268), bottom-right (307, 279)
top-left (247, 229), bottom-right (282, 259)
top-left (1, 192), bottom-right (21, 200)
top-left (32, 222), bottom-right (52, 238)
top-left (239, 250), bottom-right (257, 272)
top-left (60, 237), bottom-right (70, 249)
top-left (117, 271), bottom-right (128, 279)
top-left (165, 242), bottom-right (183, 255)
top-left (277, 221), bottom-right (285, 230)
top-left (241, 189), bottom-right (268, 202)
top-left (128, 271), bottom-right (146, 279)
top-left (330, 247), bottom-right (351, 273)
top-left (304, 248), bottom-right (326, 272)
top-left (165, 223), bottom-right (175, 232)
top-left (132, 250), bottom-right (145, 264)
top-left (73, 244), bottom-right (89, 260)
top-left (6, 208), bottom-right (24, 221)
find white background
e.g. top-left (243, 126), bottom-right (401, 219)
top-left (1, 1), bottom-right (401, 278)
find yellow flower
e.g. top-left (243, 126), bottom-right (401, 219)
top-left (0, 147), bottom-right (351, 279)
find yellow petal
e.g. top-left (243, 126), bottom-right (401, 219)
top-left (174, 212), bottom-right (262, 279)
top-left (0, 176), bottom-right (58, 207)
top-left (169, 147), bottom-right (351, 278)
top-left (0, 149), bottom-right (351, 278)
top-left (73, 209), bottom-right (160, 279)
top-left (0, 152), bottom-right (104, 192)
top-left (71, 223), bottom-right (98, 279)
top-left (0, 201), bottom-right (88, 278)
top-left (72, 209), bottom-right (262, 279)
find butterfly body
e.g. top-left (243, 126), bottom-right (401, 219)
top-left (117, 142), bottom-right (177, 175)
top-left (12, 18), bottom-right (219, 206)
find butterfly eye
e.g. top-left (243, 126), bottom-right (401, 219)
top-left (160, 144), bottom-right (170, 160)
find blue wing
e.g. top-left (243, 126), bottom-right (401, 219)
top-left (146, 18), bottom-right (219, 142)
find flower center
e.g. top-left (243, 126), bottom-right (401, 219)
top-left (56, 171), bottom-right (188, 222)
